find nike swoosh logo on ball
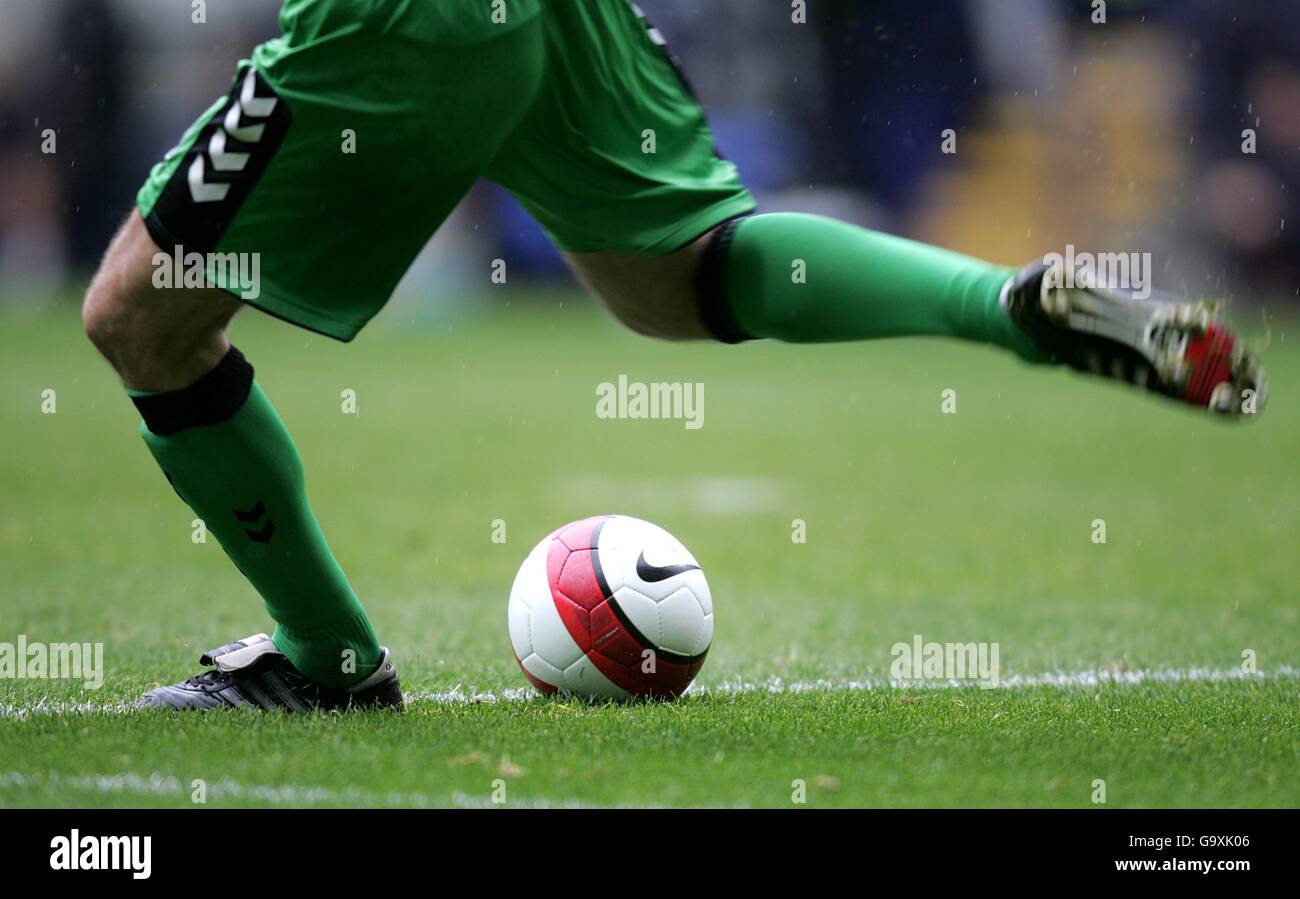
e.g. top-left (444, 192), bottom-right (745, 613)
top-left (635, 551), bottom-right (700, 582)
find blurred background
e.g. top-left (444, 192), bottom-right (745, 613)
top-left (0, 0), bottom-right (1296, 317)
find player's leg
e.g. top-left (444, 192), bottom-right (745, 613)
top-left (570, 215), bottom-right (1266, 416)
top-left (528, 3), bottom-right (1263, 417)
top-left (84, 210), bottom-right (397, 708)
top-left (564, 217), bottom-right (1039, 358)
top-left (693, 215), bottom-right (1041, 360)
top-left (89, 1), bottom-right (545, 709)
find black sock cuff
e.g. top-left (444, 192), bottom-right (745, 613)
top-left (132, 346), bottom-right (254, 435)
top-left (695, 215), bottom-right (755, 344)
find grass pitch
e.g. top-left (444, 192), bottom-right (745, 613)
top-left (2, 292), bottom-right (1297, 808)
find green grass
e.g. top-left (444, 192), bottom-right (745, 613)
top-left (2, 293), bottom-right (1297, 808)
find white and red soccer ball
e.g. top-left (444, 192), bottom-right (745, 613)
top-left (508, 515), bottom-right (712, 699)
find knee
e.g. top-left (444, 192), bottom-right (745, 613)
top-left (82, 266), bottom-right (136, 360)
top-left (83, 212), bottom-right (154, 360)
top-left (82, 260), bottom-right (168, 378)
top-left (81, 213), bottom-right (239, 389)
top-left (83, 268), bottom-right (229, 395)
top-left (82, 273), bottom-right (214, 390)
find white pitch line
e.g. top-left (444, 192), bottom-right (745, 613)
top-left (702, 663), bottom-right (1300, 695)
top-left (1, 665), bottom-right (1295, 718)
top-left (413, 664), bottom-right (1300, 704)
top-left (0, 770), bottom-right (602, 809)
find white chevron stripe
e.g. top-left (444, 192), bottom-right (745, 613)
top-left (222, 101), bottom-right (266, 143)
top-left (629, 3), bottom-right (666, 45)
top-left (184, 68), bottom-right (278, 203)
top-left (187, 156), bottom-right (230, 203)
top-left (238, 67), bottom-right (278, 118)
top-left (207, 129), bottom-right (250, 172)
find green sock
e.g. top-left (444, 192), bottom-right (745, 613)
top-left (131, 348), bottom-right (380, 687)
top-left (715, 213), bottom-right (1046, 360)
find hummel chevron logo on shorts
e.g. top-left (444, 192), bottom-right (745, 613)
top-left (189, 68), bottom-right (281, 203)
top-left (145, 65), bottom-right (292, 255)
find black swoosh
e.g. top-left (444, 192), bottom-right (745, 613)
top-left (635, 550), bottom-right (700, 583)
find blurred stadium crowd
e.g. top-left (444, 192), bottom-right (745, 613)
top-left (0, 0), bottom-right (1296, 310)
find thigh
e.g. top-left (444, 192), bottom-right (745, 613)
top-left (486, 0), bottom-right (756, 256)
top-left (136, 0), bottom-right (545, 342)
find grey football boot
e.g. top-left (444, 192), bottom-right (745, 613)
top-left (1002, 260), bottom-right (1267, 418)
top-left (139, 633), bottom-right (403, 711)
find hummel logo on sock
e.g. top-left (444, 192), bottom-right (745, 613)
top-left (234, 500), bottom-right (275, 543)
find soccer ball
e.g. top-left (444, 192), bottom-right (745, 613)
top-left (507, 515), bottom-right (713, 700)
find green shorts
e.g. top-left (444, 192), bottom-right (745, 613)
top-left (136, 0), bottom-right (755, 341)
